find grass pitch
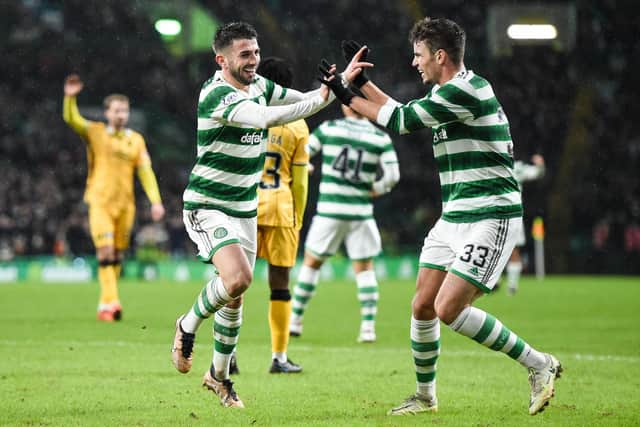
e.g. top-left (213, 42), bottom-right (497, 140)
top-left (1, 275), bottom-right (639, 426)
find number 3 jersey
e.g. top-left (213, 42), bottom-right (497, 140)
top-left (309, 117), bottom-right (398, 220)
top-left (257, 119), bottom-right (310, 227)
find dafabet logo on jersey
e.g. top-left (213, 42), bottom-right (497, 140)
top-left (240, 132), bottom-right (263, 145)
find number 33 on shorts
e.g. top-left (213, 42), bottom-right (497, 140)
top-left (452, 218), bottom-right (520, 292)
top-left (420, 218), bottom-right (521, 293)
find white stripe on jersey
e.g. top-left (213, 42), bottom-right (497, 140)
top-left (191, 164), bottom-right (263, 187)
top-left (439, 166), bottom-right (514, 186)
top-left (433, 140), bottom-right (512, 157)
top-left (316, 201), bottom-right (373, 217)
top-left (183, 189), bottom-right (258, 212)
top-left (319, 182), bottom-right (369, 197)
top-left (319, 124), bottom-right (391, 145)
top-left (195, 139), bottom-right (266, 159)
top-left (442, 191), bottom-right (520, 212)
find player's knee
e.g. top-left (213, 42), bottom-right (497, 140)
top-left (433, 296), bottom-right (462, 325)
top-left (224, 268), bottom-right (253, 297)
top-left (303, 253), bottom-right (323, 269)
top-left (412, 296), bottom-right (436, 320)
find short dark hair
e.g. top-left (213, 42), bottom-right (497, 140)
top-left (409, 17), bottom-right (466, 65)
top-left (103, 94), bottom-right (129, 109)
top-left (257, 57), bottom-right (293, 87)
top-left (213, 22), bottom-right (258, 53)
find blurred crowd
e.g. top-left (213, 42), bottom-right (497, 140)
top-left (0, 0), bottom-right (637, 273)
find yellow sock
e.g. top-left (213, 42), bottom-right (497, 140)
top-left (98, 265), bottom-right (118, 305)
top-left (269, 299), bottom-right (291, 353)
top-left (114, 263), bottom-right (122, 279)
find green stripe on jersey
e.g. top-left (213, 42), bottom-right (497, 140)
top-left (183, 201), bottom-right (256, 217)
top-left (435, 84), bottom-right (478, 113)
top-left (441, 176), bottom-right (520, 202)
top-left (197, 151), bottom-right (265, 175)
top-left (263, 78), bottom-right (275, 103)
top-left (436, 151), bottom-right (514, 172)
top-left (198, 86), bottom-right (235, 117)
top-left (319, 193), bottom-right (371, 205)
top-left (411, 340), bottom-right (440, 352)
top-left (469, 74), bottom-right (489, 89)
top-left (187, 174), bottom-right (258, 202)
top-left (433, 122), bottom-right (511, 145)
top-left (443, 204), bottom-right (522, 223)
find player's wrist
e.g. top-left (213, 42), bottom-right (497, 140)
top-left (352, 72), bottom-right (369, 88)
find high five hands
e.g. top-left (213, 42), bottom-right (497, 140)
top-left (318, 41), bottom-right (372, 105)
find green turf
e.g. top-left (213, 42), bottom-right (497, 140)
top-left (1, 275), bottom-right (639, 426)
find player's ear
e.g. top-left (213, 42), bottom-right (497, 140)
top-left (215, 53), bottom-right (226, 68)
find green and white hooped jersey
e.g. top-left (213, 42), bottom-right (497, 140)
top-left (183, 71), bottom-right (286, 218)
top-left (309, 117), bottom-right (397, 220)
top-left (380, 70), bottom-right (522, 223)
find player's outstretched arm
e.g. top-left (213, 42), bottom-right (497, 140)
top-left (318, 60), bottom-right (384, 123)
top-left (227, 85), bottom-right (332, 129)
top-left (62, 74), bottom-right (89, 138)
top-left (341, 40), bottom-right (394, 107)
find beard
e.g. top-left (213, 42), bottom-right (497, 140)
top-left (230, 67), bottom-right (253, 86)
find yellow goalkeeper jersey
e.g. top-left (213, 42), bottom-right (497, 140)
top-left (257, 119), bottom-right (309, 228)
top-left (82, 122), bottom-right (151, 208)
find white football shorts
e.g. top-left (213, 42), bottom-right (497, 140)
top-left (419, 217), bottom-right (522, 293)
top-left (304, 215), bottom-right (381, 261)
top-left (183, 209), bottom-right (257, 267)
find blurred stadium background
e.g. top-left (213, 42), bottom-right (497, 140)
top-left (1, 0), bottom-right (638, 282)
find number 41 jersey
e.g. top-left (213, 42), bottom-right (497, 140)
top-left (310, 117), bottom-right (398, 221)
top-left (257, 119), bottom-right (310, 228)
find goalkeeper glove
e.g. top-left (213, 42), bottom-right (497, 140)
top-left (317, 59), bottom-right (357, 106)
top-left (341, 40), bottom-right (370, 88)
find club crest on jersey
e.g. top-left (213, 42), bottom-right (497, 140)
top-left (222, 92), bottom-right (239, 106)
top-left (240, 132), bottom-right (263, 145)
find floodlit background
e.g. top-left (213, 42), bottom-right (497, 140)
top-left (0, 0), bottom-right (637, 279)
top-left (1, 2), bottom-right (639, 426)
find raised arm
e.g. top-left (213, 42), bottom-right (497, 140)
top-left (62, 74), bottom-right (90, 139)
top-left (227, 91), bottom-right (332, 129)
top-left (328, 42), bottom-right (476, 134)
top-left (136, 143), bottom-right (165, 222)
